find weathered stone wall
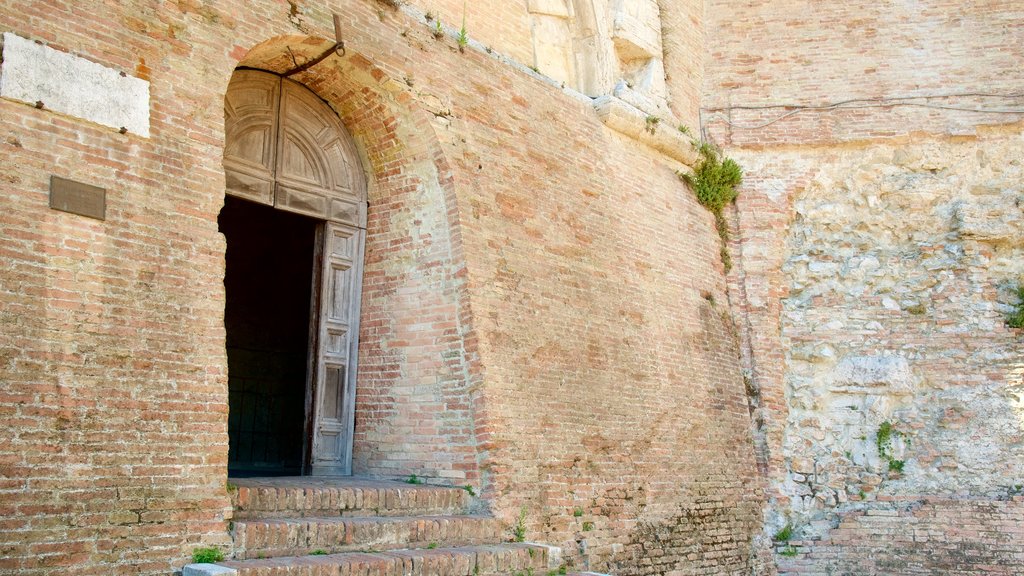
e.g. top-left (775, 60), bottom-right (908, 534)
top-left (704, 0), bottom-right (1024, 571)
top-left (730, 134), bottom-right (1024, 523)
top-left (0, 1), bottom-right (766, 574)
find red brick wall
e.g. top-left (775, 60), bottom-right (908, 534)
top-left (0, 0), bottom-right (767, 574)
top-left (703, 0), bottom-right (1024, 147)
top-left (779, 497), bottom-right (1024, 575)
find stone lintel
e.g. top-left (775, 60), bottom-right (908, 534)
top-left (593, 95), bottom-right (699, 167)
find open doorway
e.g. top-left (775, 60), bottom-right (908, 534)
top-left (222, 69), bottom-right (366, 476)
top-left (220, 195), bottom-right (318, 477)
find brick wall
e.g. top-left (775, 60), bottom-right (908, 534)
top-left (702, 0), bottom-right (1024, 147)
top-left (778, 497), bottom-right (1024, 575)
top-left (0, 0), bottom-right (767, 574)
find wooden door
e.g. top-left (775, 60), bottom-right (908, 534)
top-left (309, 223), bottom-right (364, 475)
top-left (224, 69), bottom-right (366, 475)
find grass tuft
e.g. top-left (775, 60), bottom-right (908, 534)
top-left (191, 547), bottom-right (225, 564)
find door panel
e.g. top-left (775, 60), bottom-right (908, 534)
top-left (310, 223), bottom-right (365, 475)
top-left (276, 79), bottom-right (364, 225)
top-left (224, 70), bottom-right (280, 206)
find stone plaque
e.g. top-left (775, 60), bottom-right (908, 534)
top-left (0, 32), bottom-right (151, 137)
top-left (50, 176), bottom-right (106, 220)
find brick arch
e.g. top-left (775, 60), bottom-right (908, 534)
top-left (225, 35), bottom-right (488, 487)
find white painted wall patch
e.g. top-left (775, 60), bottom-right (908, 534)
top-left (0, 32), bottom-right (150, 137)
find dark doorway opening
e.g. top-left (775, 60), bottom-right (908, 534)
top-left (220, 195), bottom-right (318, 477)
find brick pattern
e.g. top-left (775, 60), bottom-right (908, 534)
top-left (221, 477), bottom-right (550, 575)
top-left (702, 0), bottom-right (1024, 147)
top-left (777, 497), bottom-right (1024, 575)
top-left (219, 543), bottom-right (550, 576)
top-left (230, 477), bottom-right (471, 520)
top-left (232, 514), bottom-right (503, 560)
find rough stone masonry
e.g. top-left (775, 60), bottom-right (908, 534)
top-left (0, 0), bottom-right (1021, 575)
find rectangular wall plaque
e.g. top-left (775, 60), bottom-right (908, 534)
top-left (50, 176), bottom-right (106, 220)
top-left (0, 32), bottom-right (151, 137)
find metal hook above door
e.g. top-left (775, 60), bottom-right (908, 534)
top-left (283, 14), bottom-right (346, 77)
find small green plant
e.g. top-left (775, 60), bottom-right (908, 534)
top-left (678, 142), bottom-right (742, 271)
top-left (644, 115), bottom-right (660, 135)
top-left (1008, 284), bottom-right (1024, 329)
top-left (858, 490), bottom-right (867, 500)
top-left (678, 124), bottom-right (692, 136)
top-left (405, 474), bottom-right (423, 485)
top-left (433, 18), bottom-right (444, 39)
top-left (773, 523), bottom-right (793, 542)
top-left (572, 507), bottom-right (583, 517)
top-left (427, 542), bottom-right (438, 549)
top-left (456, 2), bottom-right (468, 52)
top-left (225, 481), bottom-right (237, 492)
top-left (310, 549), bottom-right (327, 555)
top-left (191, 547), bottom-right (224, 564)
top-left (877, 421), bottom-right (907, 474)
top-left (779, 545), bottom-right (799, 558)
top-left (529, 64), bottom-right (540, 73)
top-left (513, 505), bottom-right (528, 542)
top-left (877, 422), bottom-right (897, 457)
top-left (463, 484), bottom-right (476, 497)
top-left (582, 521), bottom-right (595, 532)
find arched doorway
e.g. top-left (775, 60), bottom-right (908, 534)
top-left (221, 69), bottom-right (366, 476)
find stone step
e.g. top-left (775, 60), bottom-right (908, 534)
top-left (230, 477), bottom-right (471, 520)
top-left (188, 543), bottom-right (552, 576)
top-left (232, 514), bottom-right (505, 560)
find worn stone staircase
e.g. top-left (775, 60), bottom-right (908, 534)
top-left (184, 477), bottom-right (559, 576)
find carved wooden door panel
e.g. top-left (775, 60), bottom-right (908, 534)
top-left (310, 223), bottom-right (364, 475)
top-left (224, 69), bottom-right (366, 475)
top-left (224, 70), bottom-right (280, 206)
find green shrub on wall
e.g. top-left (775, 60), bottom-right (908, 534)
top-left (678, 143), bottom-right (743, 271)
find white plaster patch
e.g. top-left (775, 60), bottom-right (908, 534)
top-left (1, 33), bottom-right (150, 137)
top-left (831, 355), bottom-right (917, 394)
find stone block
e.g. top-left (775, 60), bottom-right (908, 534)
top-left (182, 565), bottom-right (237, 576)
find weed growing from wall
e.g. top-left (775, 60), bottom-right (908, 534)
top-left (457, 2), bottom-right (469, 52)
top-left (772, 523), bottom-right (793, 542)
top-left (513, 506), bottom-right (528, 542)
top-left (192, 547), bottom-right (225, 563)
top-left (876, 421), bottom-right (906, 473)
top-left (645, 115), bottom-right (660, 135)
top-left (678, 142), bottom-right (742, 271)
top-left (1008, 284), bottom-right (1024, 329)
